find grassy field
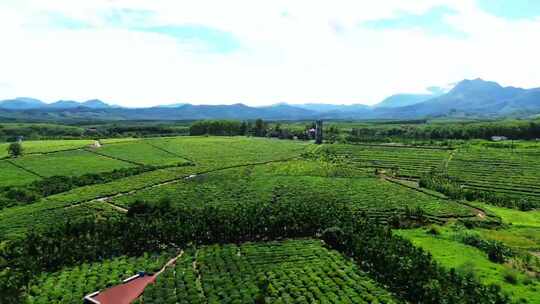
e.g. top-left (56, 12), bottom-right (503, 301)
top-left (139, 239), bottom-right (397, 304)
top-left (396, 227), bottom-right (540, 303)
top-left (147, 136), bottom-right (308, 168)
top-left (396, 201), bottom-right (540, 303)
top-left (21, 139), bottom-right (95, 154)
top-left (10, 149), bottom-right (135, 177)
top-left (0, 160), bottom-right (41, 187)
top-left (92, 141), bottom-right (189, 165)
top-left (1, 139), bottom-right (95, 158)
top-left (98, 137), bottom-right (141, 144)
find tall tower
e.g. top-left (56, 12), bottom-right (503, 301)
top-left (315, 120), bottom-right (323, 144)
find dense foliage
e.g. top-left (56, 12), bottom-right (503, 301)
top-left (2, 195), bottom-right (508, 303)
top-left (140, 240), bottom-right (397, 304)
top-left (0, 122), bottom-right (189, 141)
top-left (457, 233), bottom-right (514, 263)
top-left (7, 142), bottom-right (23, 157)
top-left (348, 119), bottom-right (540, 142)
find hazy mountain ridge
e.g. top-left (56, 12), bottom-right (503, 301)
top-left (0, 98), bottom-right (113, 110)
top-left (1, 79), bottom-right (539, 120)
top-left (374, 94), bottom-right (437, 108)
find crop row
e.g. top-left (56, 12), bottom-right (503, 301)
top-left (447, 148), bottom-right (540, 204)
top-left (327, 144), bottom-right (450, 177)
top-left (111, 161), bottom-right (475, 220)
top-left (26, 252), bottom-right (172, 304)
top-left (139, 240), bottom-right (397, 304)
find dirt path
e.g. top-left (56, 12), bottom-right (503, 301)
top-left (155, 250), bottom-right (184, 278)
top-left (102, 201), bottom-right (129, 213)
top-left (144, 141), bottom-right (197, 164)
top-left (85, 148), bottom-right (144, 166)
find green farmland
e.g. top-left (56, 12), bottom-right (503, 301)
top-left (2, 135), bottom-right (540, 304)
top-left (139, 240), bottom-right (397, 304)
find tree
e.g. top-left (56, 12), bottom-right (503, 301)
top-left (7, 142), bottom-right (23, 157)
top-left (254, 119), bottom-right (266, 137)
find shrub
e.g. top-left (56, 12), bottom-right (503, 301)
top-left (503, 269), bottom-right (519, 285)
top-left (7, 142), bottom-right (23, 157)
top-left (322, 227), bottom-right (346, 251)
top-left (427, 225), bottom-right (441, 236)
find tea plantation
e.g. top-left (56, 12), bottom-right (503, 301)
top-left (1, 136), bottom-right (539, 303)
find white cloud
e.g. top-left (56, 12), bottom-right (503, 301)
top-left (0, 0), bottom-right (539, 107)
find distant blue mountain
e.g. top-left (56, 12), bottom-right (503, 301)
top-left (0, 98), bottom-right (112, 110)
top-left (374, 94), bottom-right (435, 108)
top-left (1, 79), bottom-right (539, 120)
top-left (0, 97), bottom-right (46, 110)
top-left (81, 99), bottom-right (110, 109)
top-left (290, 103), bottom-right (370, 113)
top-left (386, 78), bottom-right (540, 118)
top-left (48, 100), bottom-right (82, 109)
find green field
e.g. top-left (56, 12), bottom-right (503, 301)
top-left (447, 148), bottom-right (540, 205)
top-left (10, 149), bottom-right (135, 177)
top-left (147, 136), bottom-right (307, 168)
top-left (111, 160), bottom-right (476, 222)
top-left (0, 160), bottom-right (41, 187)
top-left (1, 139), bottom-right (95, 158)
top-left (26, 252), bottom-right (172, 304)
top-left (323, 144), bottom-right (450, 178)
top-left (93, 141), bottom-right (189, 166)
top-left (139, 239), bottom-right (397, 304)
top-left (0, 137), bottom-right (308, 238)
top-left (21, 139), bottom-right (95, 154)
top-left (396, 227), bottom-right (540, 303)
top-left (2, 135), bottom-right (540, 303)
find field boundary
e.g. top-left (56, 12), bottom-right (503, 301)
top-left (144, 141), bottom-right (196, 164)
top-left (4, 159), bottom-right (44, 178)
top-left (85, 148), bottom-right (145, 166)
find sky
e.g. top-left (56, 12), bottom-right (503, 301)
top-left (1, 0), bottom-right (540, 107)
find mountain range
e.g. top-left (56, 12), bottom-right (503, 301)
top-left (1, 79), bottom-right (539, 121)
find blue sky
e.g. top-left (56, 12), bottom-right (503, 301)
top-left (477, 0), bottom-right (540, 20)
top-left (1, 0), bottom-right (540, 106)
top-left (363, 6), bottom-right (467, 38)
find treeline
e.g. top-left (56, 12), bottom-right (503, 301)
top-left (189, 119), bottom-right (342, 142)
top-left (349, 120), bottom-right (540, 142)
top-left (0, 123), bottom-right (84, 141)
top-left (2, 197), bottom-right (509, 303)
top-left (0, 163), bottom-right (193, 210)
top-left (419, 172), bottom-right (537, 211)
top-left (0, 122), bottom-right (190, 142)
top-left (190, 119), bottom-right (307, 139)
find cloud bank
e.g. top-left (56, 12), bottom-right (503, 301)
top-left (1, 0), bottom-right (540, 106)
